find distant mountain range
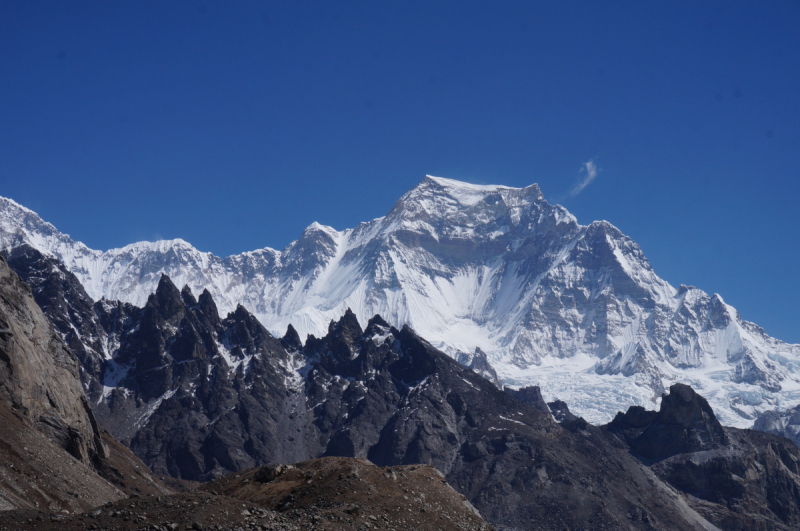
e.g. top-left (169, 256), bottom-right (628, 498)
top-left (2, 175), bottom-right (799, 426)
top-left (0, 251), bottom-right (495, 529)
top-left (5, 246), bottom-right (800, 530)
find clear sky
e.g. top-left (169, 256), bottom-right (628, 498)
top-left (1, 1), bottom-right (798, 343)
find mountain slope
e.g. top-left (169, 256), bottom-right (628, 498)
top-left (204, 457), bottom-right (494, 531)
top-left (0, 257), bottom-right (719, 529)
top-left (2, 176), bottom-right (799, 426)
top-left (0, 253), bottom-right (105, 468)
top-left (606, 384), bottom-right (800, 530)
top-left (0, 254), bottom-right (170, 512)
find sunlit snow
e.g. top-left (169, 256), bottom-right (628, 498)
top-left (3, 177), bottom-right (800, 428)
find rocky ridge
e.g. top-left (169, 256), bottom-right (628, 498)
top-left (204, 456), bottom-right (493, 531)
top-left (1, 457), bottom-right (494, 531)
top-left (606, 384), bottom-right (800, 530)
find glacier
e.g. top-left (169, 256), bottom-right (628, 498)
top-left (2, 175), bottom-right (799, 427)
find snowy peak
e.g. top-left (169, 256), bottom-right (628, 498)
top-left (382, 176), bottom-right (578, 247)
top-left (569, 220), bottom-right (671, 304)
top-left (417, 175), bottom-right (545, 205)
top-left (282, 221), bottom-right (341, 276)
top-left (0, 195), bottom-right (95, 263)
top-left (303, 221), bottom-right (340, 238)
top-left (1, 176), bottom-right (799, 429)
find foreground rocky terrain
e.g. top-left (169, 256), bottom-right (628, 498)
top-left (2, 457), bottom-right (492, 531)
top-left (205, 456), bottom-right (492, 531)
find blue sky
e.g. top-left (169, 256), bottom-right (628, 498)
top-left (1, 1), bottom-right (799, 342)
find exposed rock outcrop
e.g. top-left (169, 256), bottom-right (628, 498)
top-left (503, 385), bottom-right (552, 416)
top-left (457, 347), bottom-right (503, 388)
top-left (0, 253), bottom-right (105, 465)
top-left (606, 384), bottom-right (800, 530)
top-left (607, 383), bottom-right (728, 460)
top-left (0, 254), bottom-right (170, 512)
top-left (547, 400), bottom-right (578, 423)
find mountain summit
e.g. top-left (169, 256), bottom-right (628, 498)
top-left (2, 176), bottom-right (798, 426)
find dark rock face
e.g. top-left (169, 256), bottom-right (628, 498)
top-left (606, 384), bottom-right (800, 530)
top-left (503, 385), bottom-right (551, 416)
top-left (608, 383), bottom-right (727, 461)
top-left (547, 400), bottom-right (578, 423)
top-left (104, 276), bottom-right (314, 480)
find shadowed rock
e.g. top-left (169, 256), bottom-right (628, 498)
top-left (605, 383), bottom-right (800, 530)
top-left (504, 385), bottom-right (551, 416)
top-left (608, 383), bottom-right (727, 461)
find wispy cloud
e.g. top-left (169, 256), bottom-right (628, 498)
top-left (569, 159), bottom-right (600, 197)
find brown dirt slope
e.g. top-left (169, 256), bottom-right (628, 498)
top-left (0, 456), bottom-right (492, 530)
top-left (0, 401), bottom-right (123, 513)
top-left (204, 456), bottom-right (493, 530)
top-left (97, 431), bottom-right (176, 497)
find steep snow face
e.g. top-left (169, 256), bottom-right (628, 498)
top-left (2, 176), bottom-right (799, 427)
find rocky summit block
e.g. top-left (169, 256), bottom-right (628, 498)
top-left (607, 383), bottom-right (728, 460)
top-left (606, 383), bottom-right (800, 530)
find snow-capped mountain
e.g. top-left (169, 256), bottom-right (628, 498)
top-left (2, 175), bottom-right (799, 426)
